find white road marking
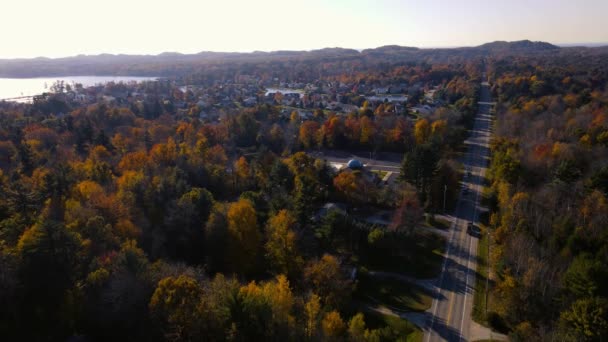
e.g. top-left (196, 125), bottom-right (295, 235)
top-left (426, 215), bottom-right (459, 342)
top-left (426, 82), bottom-right (492, 342)
top-left (459, 98), bottom-right (491, 341)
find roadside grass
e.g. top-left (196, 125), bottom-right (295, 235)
top-left (358, 230), bottom-right (446, 279)
top-left (423, 215), bottom-right (451, 230)
top-left (472, 224), bottom-right (490, 325)
top-left (481, 183), bottom-right (497, 214)
top-left (363, 311), bottom-right (423, 342)
top-left (473, 181), bottom-right (497, 326)
top-left (355, 273), bottom-right (433, 312)
top-left (371, 169), bottom-right (389, 179)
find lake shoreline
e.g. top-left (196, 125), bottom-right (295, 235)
top-left (0, 76), bottom-right (160, 101)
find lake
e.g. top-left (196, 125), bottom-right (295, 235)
top-left (0, 76), bottom-right (158, 101)
top-left (265, 87), bottom-right (305, 97)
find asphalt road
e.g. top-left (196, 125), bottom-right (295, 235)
top-left (425, 79), bottom-right (494, 342)
top-left (309, 149), bottom-right (402, 172)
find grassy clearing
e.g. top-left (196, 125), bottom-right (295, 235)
top-left (356, 274), bottom-right (433, 312)
top-left (423, 215), bottom-right (451, 230)
top-left (363, 311), bottom-right (423, 342)
top-left (472, 225), bottom-right (490, 324)
top-left (358, 230), bottom-right (446, 279)
top-left (434, 216), bottom-right (451, 230)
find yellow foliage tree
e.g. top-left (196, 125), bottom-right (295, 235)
top-left (265, 210), bottom-right (302, 277)
top-left (75, 180), bottom-right (105, 203)
top-left (414, 118), bottom-right (430, 144)
top-left (150, 137), bottom-right (178, 165)
top-left (111, 133), bottom-right (129, 155)
top-left (234, 156), bottom-right (250, 187)
top-left (322, 310), bottom-right (346, 339)
top-left (227, 198), bottom-right (260, 274)
top-left (114, 218), bottom-right (141, 240)
top-left (348, 313), bottom-right (367, 342)
top-left (359, 116), bottom-right (376, 145)
top-left (238, 275), bottom-right (295, 338)
top-left (118, 151), bottom-right (149, 172)
top-left (333, 171), bottom-right (358, 201)
top-left (290, 111), bottom-right (300, 126)
top-left (89, 145), bottom-right (111, 163)
top-left (299, 121), bottom-right (320, 149)
top-left (304, 254), bottom-right (352, 307)
top-left (304, 293), bottom-right (322, 339)
top-left (431, 119), bottom-right (447, 138)
top-left (149, 275), bottom-right (203, 340)
top-left (263, 275), bottom-right (295, 329)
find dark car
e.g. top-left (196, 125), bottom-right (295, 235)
top-left (467, 222), bottom-right (480, 237)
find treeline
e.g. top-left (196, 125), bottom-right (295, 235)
top-left (484, 50), bottom-right (608, 340)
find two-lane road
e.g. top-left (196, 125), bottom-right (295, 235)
top-left (425, 79), bottom-right (494, 342)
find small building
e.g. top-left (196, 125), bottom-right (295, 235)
top-left (347, 159), bottom-right (364, 170)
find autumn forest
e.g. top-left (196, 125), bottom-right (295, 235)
top-left (0, 41), bottom-right (607, 341)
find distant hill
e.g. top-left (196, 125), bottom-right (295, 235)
top-left (476, 40), bottom-right (560, 52)
top-left (307, 47), bottom-right (360, 58)
top-left (0, 40), bottom-right (598, 78)
top-left (362, 45), bottom-right (420, 55)
top-left (557, 42), bottom-right (608, 48)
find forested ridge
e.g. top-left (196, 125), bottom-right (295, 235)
top-left (0, 40), bottom-right (571, 78)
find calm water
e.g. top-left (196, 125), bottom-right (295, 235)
top-left (0, 76), bottom-right (158, 101)
top-left (265, 87), bottom-right (305, 97)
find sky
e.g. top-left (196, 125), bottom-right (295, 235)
top-left (2, 0), bottom-right (607, 58)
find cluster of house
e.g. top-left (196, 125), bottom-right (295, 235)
top-left (261, 81), bottom-right (440, 117)
top-left (46, 75), bottom-right (442, 123)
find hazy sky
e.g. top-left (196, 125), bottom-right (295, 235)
top-left (2, 0), bottom-right (607, 58)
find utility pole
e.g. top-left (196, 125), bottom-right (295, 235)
top-left (443, 184), bottom-right (447, 212)
top-left (486, 230), bottom-right (490, 315)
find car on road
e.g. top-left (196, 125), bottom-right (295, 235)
top-left (467, 222), bottom-right (481, 237)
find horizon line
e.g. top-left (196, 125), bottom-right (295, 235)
top-left (1, 40), bottom-right (607, 60)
